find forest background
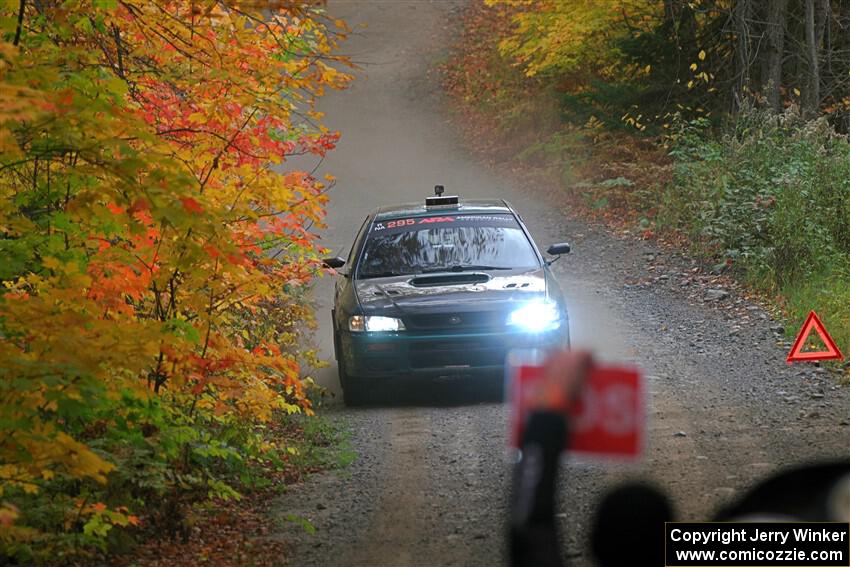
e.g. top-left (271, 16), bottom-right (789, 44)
top-left (443, 0), bottom-right (850, 360)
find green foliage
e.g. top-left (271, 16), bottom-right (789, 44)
top-left (662, 106), bottom-right (850, 282)
top-left (660, 105), bottom-right (850, 352)
top-left (284, 514), bottom-right (317, 535)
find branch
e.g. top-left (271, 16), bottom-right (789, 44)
top-left (198, 107), bottom-right (258, 194)
top-left (13, 0), bottom-right (25, 47)
top-left (113, 24), bottom-right (126, 80)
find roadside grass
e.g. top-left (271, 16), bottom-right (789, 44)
top-left (780, 272), bottom-right (850, 363)
top-left (287, 415), bottom-right (357, 475)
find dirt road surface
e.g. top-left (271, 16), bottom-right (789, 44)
top-left (272, 2), bottom-right (850, 565)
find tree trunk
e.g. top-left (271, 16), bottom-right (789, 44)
top-left (803, 0), bottom-right (821, 117)
top-left (815, 0), bottom-right (830, 104)
top-left (761, 0), bottom-right (789, 112)
top-left (733, 0), bottom-right (754, 111)
top-left (815, 0), bottom-right (829, 51)
top-left (664, 0), bottom-right (677, 24)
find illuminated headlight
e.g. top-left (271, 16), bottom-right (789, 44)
top-left (507, 300), bottom-right (562, 332)
top-left (349, 315), bottom-right (406, 332)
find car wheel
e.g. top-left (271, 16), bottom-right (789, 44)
top-left (339, 358), bottom-right (370, 407)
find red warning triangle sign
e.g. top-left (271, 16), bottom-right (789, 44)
top-left (786, 310), bottom-right (844, 363)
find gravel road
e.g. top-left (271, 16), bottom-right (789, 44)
top-left (272, 2), bottom-right (850, 565)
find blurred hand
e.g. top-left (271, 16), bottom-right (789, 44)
top-left (526, 349), bottom-right (593, 413)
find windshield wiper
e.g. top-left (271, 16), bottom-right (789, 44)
top-left (417, 265), bottom-right (512, 274)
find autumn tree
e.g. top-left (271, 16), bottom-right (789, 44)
top-left (0, 0), bottom-right (349, 557)
top-left (490, 0), bottom-right (850, 127)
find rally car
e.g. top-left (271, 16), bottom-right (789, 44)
top-left (323, 187), bottom-right (571, 405)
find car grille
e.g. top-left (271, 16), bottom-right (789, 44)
top-left (404, 311), bottom-right (505, 332)
top-left (409, 338), bottom-right (507, 369)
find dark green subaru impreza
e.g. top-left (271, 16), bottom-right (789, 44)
top-left (324, 188), bottom-right (571, 406)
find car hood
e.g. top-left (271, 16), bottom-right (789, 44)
top-left (354, 268), bottom-right (548, 315)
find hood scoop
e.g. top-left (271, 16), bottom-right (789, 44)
top-left (409, 273), bottom-right (490, 287)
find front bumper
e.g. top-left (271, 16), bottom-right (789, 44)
top-left (339, 324), bottom-right (568, 380)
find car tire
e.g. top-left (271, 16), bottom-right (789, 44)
top-left (484, 374), bottom-right (505, 403)
top-left (339, 358), bottom-right (370, 407)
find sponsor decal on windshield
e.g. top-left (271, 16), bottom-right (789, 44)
top-left (370, 214), bottom-right (516, 234)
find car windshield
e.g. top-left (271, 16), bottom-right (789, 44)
top-left (357, 213), bottom-right (539, 278)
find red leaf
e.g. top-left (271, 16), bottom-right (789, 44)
top-left (128, 199), bottom-right (150, 214)
top-left (180, 197), bottom-right (203, 214)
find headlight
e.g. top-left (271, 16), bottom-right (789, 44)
top-left (349, 315), bottom-right (406, 332)
top-left (507, 300), bottom-right (561, 332)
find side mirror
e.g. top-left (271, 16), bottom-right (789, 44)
top-left (545, 243), bottom-right (570, 266)
top-left (546, 243), bottom-right (571, 256)
top-left (322, 256), bottom-right (346, 270)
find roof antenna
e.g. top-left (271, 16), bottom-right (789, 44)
top-left (434, 184), bottom-right (445, 196)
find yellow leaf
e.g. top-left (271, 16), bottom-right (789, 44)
top-left (690, 63), bottom-right (698, 72)
top-left (42, 257), bottom-right (61, 270)
top-left (698, 50), bottom-right (706, 61)
top-left (793, 88), bottom-right (801, 97)
top-left (644, 65), bottom-right (651, 74)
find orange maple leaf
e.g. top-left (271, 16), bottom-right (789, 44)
top-left (180, 197), bottom-right (204, 214)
